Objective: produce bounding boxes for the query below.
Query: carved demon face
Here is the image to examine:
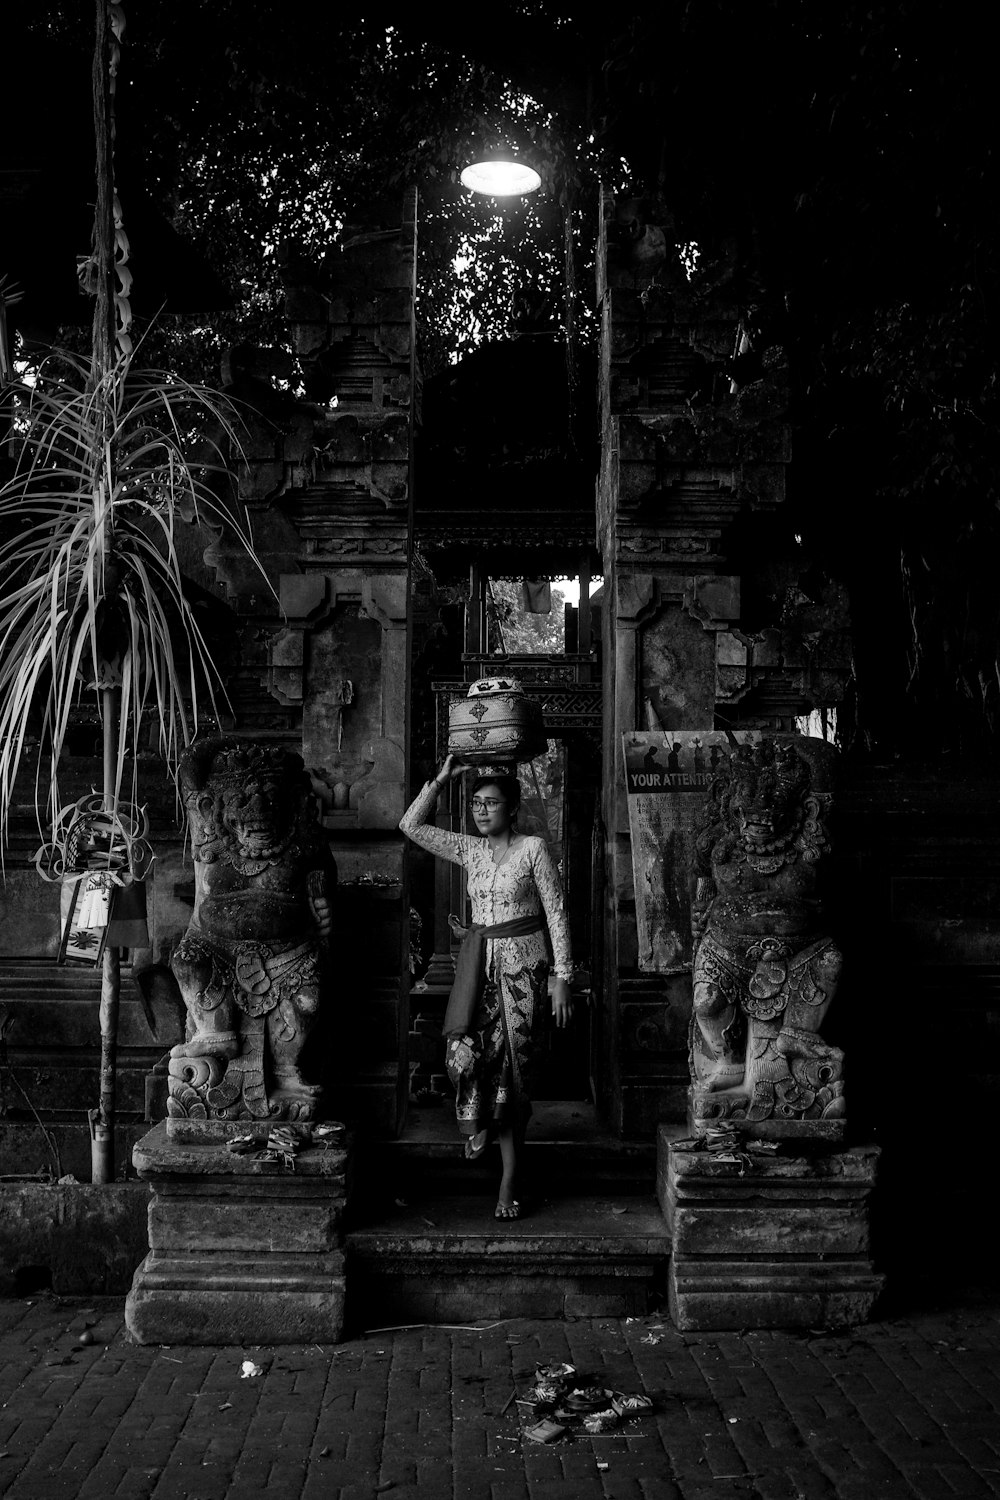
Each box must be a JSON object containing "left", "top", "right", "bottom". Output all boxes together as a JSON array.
[
  {"left": 181, "top": 738, "right": 314, "bottom": 866},
  {"left": 221, "top": 774, "right": 292, "bottom": 858},
  {"left": 728, "top": 753, "right": 808, "bottom": 849}
]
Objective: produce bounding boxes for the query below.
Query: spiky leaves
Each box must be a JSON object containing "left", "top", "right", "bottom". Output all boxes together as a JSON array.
[{"left": 0, "top": 346, "right": 266, "bottom": 848}]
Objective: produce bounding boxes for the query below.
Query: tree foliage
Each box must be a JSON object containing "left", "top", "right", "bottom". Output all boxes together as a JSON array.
[
  {"left": 12, "top": 1, "right": 1000, "bottom": 753},
  {"left": 597, "top": 2, "right": 1000, "bottom": 753},
  {"left": 487, "top": 579, "right": 567, "bottom": 656},
  {"left": 16, "top": 4, "right": 603, "bottom": 382}
]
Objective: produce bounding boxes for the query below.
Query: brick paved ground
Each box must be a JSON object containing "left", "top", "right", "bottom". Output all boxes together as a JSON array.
[{"left": 2, "top": 1289, "right": 999, "bottom": 1500}]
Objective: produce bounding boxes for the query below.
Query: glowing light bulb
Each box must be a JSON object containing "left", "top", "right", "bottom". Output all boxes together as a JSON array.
[{"left": 460, "top": 159, "right": 541, "bottom": 197}]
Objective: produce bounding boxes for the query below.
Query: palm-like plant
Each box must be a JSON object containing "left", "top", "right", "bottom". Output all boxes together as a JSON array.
[
  {"left": 0, "top": 344, "right": 265, "bottom": 1181},
  {"left": 0, "top": 347, "right": 255, "bottom": 841}
]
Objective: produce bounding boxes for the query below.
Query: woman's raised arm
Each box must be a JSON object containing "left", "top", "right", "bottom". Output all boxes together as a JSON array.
[{"left": 398, "top": 755, "right": 476, "bottom": 867}]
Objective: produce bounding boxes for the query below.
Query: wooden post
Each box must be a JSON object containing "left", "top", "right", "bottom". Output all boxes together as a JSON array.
[
  {"left": 468, "top": 561, "right": 483, "bottom": 656},
  {"left": 578, "top": 553, "right": 592, "bottom": 654}
]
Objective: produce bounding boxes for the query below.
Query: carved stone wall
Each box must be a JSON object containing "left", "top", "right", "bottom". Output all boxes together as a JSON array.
[
  {"left": 597, "top": 188, "right": 794, "bottom": 1135},
  {"left": 227, "top": 193, "right": 419, "bottom": 1136}
]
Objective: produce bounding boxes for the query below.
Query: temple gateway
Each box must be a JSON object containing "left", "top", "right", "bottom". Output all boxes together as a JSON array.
[{"left": 0, "top": 174, "right": 991, "bottom": 1338}]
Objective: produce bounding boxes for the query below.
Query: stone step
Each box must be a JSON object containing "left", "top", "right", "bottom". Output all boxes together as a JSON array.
[
  {"left": 0, "top": 963, "right": 178, "bottom": 1161},
  {"left": 359, "top": 1100, "right": 662, "bottom": 1203},
  {"left": 0, "top": 1120, "right": 153, "bottom": 1182},
  {"left": 344, "top": 1194, "right": 670, "bottom": 1329},
  {"left": 361, "top": 1142, "right": 659, "bottom": 1201}
]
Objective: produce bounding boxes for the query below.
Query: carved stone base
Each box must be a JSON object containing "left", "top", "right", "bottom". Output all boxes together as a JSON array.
[
  {"left": 125, "top": 1121, "right": 350, "bottom": 1345},
  {"left": 689, "top": 1085, "right": 846, "bottom": 1142},
  {"left": 658, "top": 1125, "right": 882, "bottom": 1331},
  {"left": 167, "top": 1049, "right": 322, "bottom": 1125},
  {"left": 163, "top": 1117, "right": 318, "bottom": 1144}
]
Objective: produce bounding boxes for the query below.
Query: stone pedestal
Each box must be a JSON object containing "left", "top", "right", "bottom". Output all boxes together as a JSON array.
[
  {"left": 658, "top": 1126, "right": 882, "bottom": 1331},
  {"left": 688, "top": 1101, "right": 847, "bottom": 1144},
  {"left": 125, "top": 1122, "right": 351, "bottom": 1345}
]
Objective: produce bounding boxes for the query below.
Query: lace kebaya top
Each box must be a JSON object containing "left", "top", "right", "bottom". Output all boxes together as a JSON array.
[{"left": 399, "top": 780, "right": 573, "bottom": 983}]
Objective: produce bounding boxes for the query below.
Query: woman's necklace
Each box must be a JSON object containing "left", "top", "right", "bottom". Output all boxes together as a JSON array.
[{"left": 490, "top": 834, "right": 516, "bottom": 869}]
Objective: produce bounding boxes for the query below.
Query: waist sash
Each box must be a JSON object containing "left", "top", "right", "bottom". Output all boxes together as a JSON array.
[{"left": 443, "top": 913, "right": 545, "bottom": 1037}]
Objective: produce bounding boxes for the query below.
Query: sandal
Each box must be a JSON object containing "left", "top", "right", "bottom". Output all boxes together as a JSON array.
[
  {"left": 464, "top": 1129, "right": 489, "bottom": 1161},
  {"left": 226, "top": 1134, "right": 260, "bottom": 1156},
  {"left": 495, "top": 1199, "right": 521, "bottom": 1220}
]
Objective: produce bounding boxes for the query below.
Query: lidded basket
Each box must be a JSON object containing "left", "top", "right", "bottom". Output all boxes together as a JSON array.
[{"left": 447, "top": 677, "right": 546, "bottom": 765}]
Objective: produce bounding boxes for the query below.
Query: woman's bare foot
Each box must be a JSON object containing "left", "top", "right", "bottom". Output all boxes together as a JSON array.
[
  {"left": 497, "top": 1164, "right": 519, "bottom": 1212},
  {"left": 496, "top": 1123, "right": 521, "bottom": 1215}
]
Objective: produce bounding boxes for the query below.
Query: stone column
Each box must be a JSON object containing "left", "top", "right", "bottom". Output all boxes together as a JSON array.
[
  {"left": 596, "top": 188, "right": 790, "bottom": 1135},
  {"left": 232, "top": 193, "right": 419, "bottom": 1136}
]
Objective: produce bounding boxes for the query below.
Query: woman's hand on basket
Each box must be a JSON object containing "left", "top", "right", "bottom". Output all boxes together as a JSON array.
[
  {"left": 551, "top": 978, "right": 573, "bottom": 1029},
  {"left": 435, "top": 753, "right": 472, "bottom": 786}
]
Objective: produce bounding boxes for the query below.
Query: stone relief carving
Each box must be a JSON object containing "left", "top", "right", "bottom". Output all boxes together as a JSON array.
[
  {"left": 688, "top": 736, "right": 845, "bottom": 1135},
  {"left": 167, "top": 737, "right": 335, "bottom": 1123},
  {"left": 417, "top": 522, "right": 595, "bottom": 553}
]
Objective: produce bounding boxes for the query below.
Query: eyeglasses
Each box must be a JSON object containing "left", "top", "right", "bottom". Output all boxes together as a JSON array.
[{"left": 470, "top": 798, "right": 506, "bottom": 812}]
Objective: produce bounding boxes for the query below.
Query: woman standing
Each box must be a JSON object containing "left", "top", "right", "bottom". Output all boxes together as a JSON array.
[{"left": 399, "top": 753, "right": 573, "bottom": 1219}]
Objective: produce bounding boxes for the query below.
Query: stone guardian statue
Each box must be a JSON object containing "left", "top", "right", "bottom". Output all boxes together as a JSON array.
[
  {"left": 688, "top": 736, "right": 845, "bottom": 1135},
  {"left": 167, "top": 736, "right": 335, "bottom": 1123}
]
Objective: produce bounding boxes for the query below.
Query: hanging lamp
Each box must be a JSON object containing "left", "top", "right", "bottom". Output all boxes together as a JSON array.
[{"left": 460, "top": 156, "right": 541, "bottom": 197}]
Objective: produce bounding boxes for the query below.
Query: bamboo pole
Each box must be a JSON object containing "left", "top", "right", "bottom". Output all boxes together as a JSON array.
[
  {"left": 91, "top": 684, "right": 120, "bottom": 1184},
  {"left": 89, "top": 0, "right": 120, "bottom": 1185},
  {"left": 93, "top": 949, "right": 119, "bottom": 1183},
  {"left": 90, "top": 0, "right": 116, "bottom": 388}
]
